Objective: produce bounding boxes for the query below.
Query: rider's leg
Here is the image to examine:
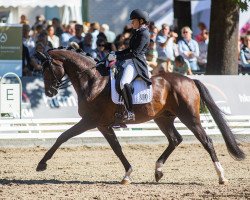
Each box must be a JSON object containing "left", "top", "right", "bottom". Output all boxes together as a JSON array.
[{"left": 120, "top": 61, "right": 138, "bottom": 120}]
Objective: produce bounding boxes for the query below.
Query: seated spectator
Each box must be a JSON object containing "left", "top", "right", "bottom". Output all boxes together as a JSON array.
[
  {"left": 69, "top": 24, "right": 84, "bottom": 44},
  {"left": 146, "top": 39, "right": 158, "bottom": 73},
  {"left": 197, "top": 29, "right": 209, "bottom": 72},
  {"left": 79, "top": 33, "right": 96, "bottom": 57},
  {"left": 47, "top": 25, "right": 60, "bottom": 48},
  {"left": 30, "top": 42, "right": 45, "bottom": 76},
  {"left": 89, "top": 22, "right": 100, "bottom": 50},
  {"left": 101, "top": 24, "right": 116, "bottom": 43},
  {"left": 22, "top": 24, "right": 35, "bottom": 56},
  {"left": 52, "top": 17, "right": 64, "bottom": 38},
  {"left": 178, "top": 26, "right": 200, "bottom": 72},
  {"left": 60, "top": 23, "right": 75, "bottom": 47},
  {"left": 30, "top": 32, "right": 52, "bottom": 56},
  {"left": 240, "top": 34, "right": 250, "bottom": 68},
  {"left": 93, "top": 38, "right": 108, "bottom": 61},
  {"left": 172, "top": 55, "right": 192, "bottom": 76}
]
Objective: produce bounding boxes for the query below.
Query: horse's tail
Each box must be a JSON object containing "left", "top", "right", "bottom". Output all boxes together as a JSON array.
[{"left": 193, "top": 79, "right": 245, "bottom": 160}]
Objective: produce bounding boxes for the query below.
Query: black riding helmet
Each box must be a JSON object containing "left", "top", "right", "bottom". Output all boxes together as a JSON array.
[{"left": 129, "top": 9, "right": 149, "bottom": 23}]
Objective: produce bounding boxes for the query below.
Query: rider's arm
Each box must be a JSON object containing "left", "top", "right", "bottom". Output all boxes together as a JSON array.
[{"left": 116, "top": 31, "right": 149, "bottom": 60}]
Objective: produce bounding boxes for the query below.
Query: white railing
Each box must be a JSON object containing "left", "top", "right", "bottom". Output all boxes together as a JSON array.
[{"left": 0, "top": 115, "right": 250, "bottom": 139}]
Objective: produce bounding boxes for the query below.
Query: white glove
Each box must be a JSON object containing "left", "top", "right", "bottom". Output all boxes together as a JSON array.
[{"left": 107, "top": 52, "right": 117, "bottom": 61}]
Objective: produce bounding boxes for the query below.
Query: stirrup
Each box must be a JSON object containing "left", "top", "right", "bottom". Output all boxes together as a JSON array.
[{"left": 124, "top": 111, "right": 135, "bottom": 121}]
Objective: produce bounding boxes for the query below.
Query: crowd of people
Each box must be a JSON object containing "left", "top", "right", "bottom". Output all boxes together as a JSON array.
[{"left": 20, "top": 14, "right": 250, "bottom": 77}]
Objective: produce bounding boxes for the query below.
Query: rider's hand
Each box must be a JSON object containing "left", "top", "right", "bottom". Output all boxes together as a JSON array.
[{"left": 108, "top": 52, "right": 117, "bottom": 61}]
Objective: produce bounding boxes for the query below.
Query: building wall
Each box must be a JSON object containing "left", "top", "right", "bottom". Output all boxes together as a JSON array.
[{"left": 88, "top": 0, "right": 169, "bottom": 34}]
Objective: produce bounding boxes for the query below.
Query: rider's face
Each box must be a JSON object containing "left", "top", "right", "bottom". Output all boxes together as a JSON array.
[{"left": 131, "top": 19, "right": 140, "bottom": 29}]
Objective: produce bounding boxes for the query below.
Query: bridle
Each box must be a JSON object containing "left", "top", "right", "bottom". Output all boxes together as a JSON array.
[
  {"left": 41, "top": 52, "right": 97, "bottom": 91},
  {"left": 41, "top": 54, "right": 67, "bottom": 91}
]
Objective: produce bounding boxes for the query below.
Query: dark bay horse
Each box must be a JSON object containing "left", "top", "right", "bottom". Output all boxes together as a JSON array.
[{"left": 36, "top": 49, "right": 245, "bottom": 185}]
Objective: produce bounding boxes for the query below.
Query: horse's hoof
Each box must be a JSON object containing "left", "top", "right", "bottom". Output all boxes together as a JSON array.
[
  {"left": 219, "top": 178, "right": 229, "bottom": 185},
  {"left": 155, "top": 171, "right": 163, "bottom": 182},
  {"left": 36, "top": 162, "right": 47, "bottom": 171},
  {"left": 121, "top": 179, "right": 131, "bottom": 185}
]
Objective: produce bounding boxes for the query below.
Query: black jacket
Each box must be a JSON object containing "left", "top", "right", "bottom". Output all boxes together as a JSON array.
[{"left": 115, "top": 26, "right": 152, "bottom": 85}]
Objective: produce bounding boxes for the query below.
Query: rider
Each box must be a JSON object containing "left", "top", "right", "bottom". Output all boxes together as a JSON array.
[{"left": 108, "top": 9, "right": 152, "bottom": 121}]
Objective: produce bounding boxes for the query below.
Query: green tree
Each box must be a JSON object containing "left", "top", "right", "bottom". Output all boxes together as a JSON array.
[{"left": 206, "top": 0, "right": 249, "bottom": 75}]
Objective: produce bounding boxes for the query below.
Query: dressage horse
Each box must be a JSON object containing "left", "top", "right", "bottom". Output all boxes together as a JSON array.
[{"left": 36, "top": 49, "right": 245, "bottom": 185}]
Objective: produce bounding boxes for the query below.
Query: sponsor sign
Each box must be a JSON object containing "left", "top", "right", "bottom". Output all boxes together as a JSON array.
[
  {"left": 0, "top": 24, "right": 22, "bottom": 76},
  {"left": 193, "top": 75, "right": 250, "bottom": 115}
]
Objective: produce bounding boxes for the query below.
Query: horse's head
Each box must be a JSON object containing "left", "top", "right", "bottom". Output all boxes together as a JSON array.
[{"left": 36, "top": 51, "right": 65, "bottom": 97}]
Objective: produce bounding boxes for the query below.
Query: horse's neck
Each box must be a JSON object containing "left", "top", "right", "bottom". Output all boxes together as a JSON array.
[{"left": 65, "top": 62, "right": 109, "bottom": 102}]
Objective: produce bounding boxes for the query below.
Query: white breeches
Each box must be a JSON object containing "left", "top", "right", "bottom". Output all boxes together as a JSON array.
[{"left": 120, "top": 59, "right": 138, "bottom": 90}]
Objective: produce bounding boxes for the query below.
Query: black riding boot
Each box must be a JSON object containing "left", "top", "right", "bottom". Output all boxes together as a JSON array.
[{"left": 121, "top": 84, "right": 135, "bottom": 121}]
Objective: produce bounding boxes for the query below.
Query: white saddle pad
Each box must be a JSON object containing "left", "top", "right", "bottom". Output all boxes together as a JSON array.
[{"left": 110, "top": 69, "right": 152, "bottom": 105}]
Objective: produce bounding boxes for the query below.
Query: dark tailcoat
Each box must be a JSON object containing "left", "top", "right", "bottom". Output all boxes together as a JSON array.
[{"left": 115, "top": 26, "right": 152, "bottom": 85}]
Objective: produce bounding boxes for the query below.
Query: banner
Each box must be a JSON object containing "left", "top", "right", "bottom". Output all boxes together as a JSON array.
[
  {"left": 0, "top": 24, "right": 22, "bottom": 76},
  {"left": 19, "top": 76, "right": 250, "bottom": 119}
]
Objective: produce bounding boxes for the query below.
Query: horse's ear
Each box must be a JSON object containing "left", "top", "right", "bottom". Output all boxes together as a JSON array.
[{"left": 35, "top": 51, "right": 47, "bottom": 62}]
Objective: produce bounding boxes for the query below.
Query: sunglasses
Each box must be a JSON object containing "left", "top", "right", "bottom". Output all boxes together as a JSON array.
[
  {"left": 182, "top": 31, "right": 188, "bottom": 34},
  {"left": 98, "top": 44, "right": 105, "bottom": 47}
]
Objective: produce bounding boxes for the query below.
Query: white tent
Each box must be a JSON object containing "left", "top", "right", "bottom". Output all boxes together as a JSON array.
[{"left": 0, "top": 0, "right": 82, "bottom": 25}]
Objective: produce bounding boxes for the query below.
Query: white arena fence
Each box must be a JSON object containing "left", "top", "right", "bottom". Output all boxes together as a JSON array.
[{"left": 0, "top": 115, "right": 250, "bottom": 139}]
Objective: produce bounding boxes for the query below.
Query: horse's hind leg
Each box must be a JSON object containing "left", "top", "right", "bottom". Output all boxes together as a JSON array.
[
  {"left": 36, "top": 118, "right": 96, "bottom": 171},
  {"left": 154, "top": 114, "right": 183, "bottom": 182},
  {"left": 179, "top": 115, "right": 228, "bottom": 184},
  {"left": 98, "top": 126, "right": 132, "bottom": 185}
]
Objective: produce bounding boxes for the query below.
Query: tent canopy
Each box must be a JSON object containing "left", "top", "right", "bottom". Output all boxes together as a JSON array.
[
  {"left": 0, "top": 0, "right": 81, "bottom": 7},
  {"left": 0, "top": 0, "right": 82, "bottom": 25}
]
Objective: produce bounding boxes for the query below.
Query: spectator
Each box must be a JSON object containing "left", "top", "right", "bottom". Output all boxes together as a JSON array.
[
  {"left": 60, "top": 23, "right": 75, "bottom": 47},
  {"left": 93, "top": 38, "right": 108, "bottom": 61},
  {"left": 89, "top": 22, "right": 100, "bottom": 50},
  {"left": 240, "top": 34, "right": 250, "bottom": 68},
  {"left": 178, "top": 26, "right": 200, "bottom": 72},
  {"left": 22, "top": 44, "right": 32, "bottom": 76},
  {"left": 195, "top": 22, "right": 207, "bottom": 42},
  {"left": 101, "top": 24, "right": 116, "bottom": 43},
  {"left": 172, "top": 55, "right": 192, "bottom": 75},
  {"left": 33, "top": 32, "right": 52, "bottom": 54},
  {"left": 157, "top": 23, "right": 170, "bottom": 38},
  {"left": 33, "top": 24, "right": 45, "bottom": 41},
  {"left": 149, "top": 25, "right": 158, "bottom": 42},
  {"left": 20, "top": 14, "right": 29, "bottom": 25},
  {"left": 32, "top": 15, "right": 46, "bottom": 31},
  {"left": 22, "top": 24, "right": 35, "bottom": 56},
  {"left": 52, "top": 18, "right": 64, "bottom": 38},
  {"left": 47, "top": 25, "right": 60, "bottom": 48},
  {"left": 79, "top": 33, "right": 96, "bottom": 57},
  {"left": 156, "top": 30, "right": 177, "bottom": 73},
  {"left": 69, "top": 24, "right": 84, "bottom": 44},
  {"left": 197, "top": 29, "right": 209, "bottom": 72},
  {"left": 30, "top": 42, "right": 45, "bottom": 76},
  {"left": 146, "top": 39, "right": 158, "bottom": 74}
]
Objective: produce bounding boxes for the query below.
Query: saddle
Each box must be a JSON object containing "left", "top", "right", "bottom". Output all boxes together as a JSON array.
[{"left": 110, "top": 62, "right": 152, "bottom": 105}]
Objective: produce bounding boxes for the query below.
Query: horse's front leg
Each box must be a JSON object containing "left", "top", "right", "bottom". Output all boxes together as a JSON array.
[
  {"left": 36, "top": 118, "right": 96, "bottom": 171},
  {"left": 98, "top": 126, "right": 132, "bottom": 185}
]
